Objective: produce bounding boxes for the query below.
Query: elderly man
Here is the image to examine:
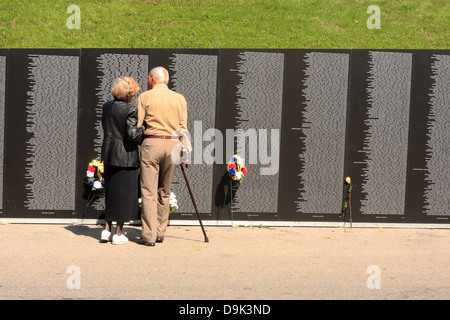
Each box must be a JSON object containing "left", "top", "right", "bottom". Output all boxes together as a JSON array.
[{"left": 136, "top": 67, "right": 190, "bottom": 246}]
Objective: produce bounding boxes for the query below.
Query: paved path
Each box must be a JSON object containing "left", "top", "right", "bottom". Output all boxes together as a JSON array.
[{"left": 1, "top": 223, "right": 449, "bottom": 300}]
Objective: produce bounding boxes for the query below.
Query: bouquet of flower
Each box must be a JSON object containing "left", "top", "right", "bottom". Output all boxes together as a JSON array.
[
  {"left": 139, "top": 194, "right": 178, "bottom": 213},
  {"left": 169, "top": 192, "right": 178, "bottom": 214},
  {"left": 227, "top": 154, "right": 248, "bottom": 182},
  {"left": 85, "top": 159, "right": 105, "bottom": 192},
  {"left": 342, "top": 176, "right": 353, "bottom": 213}
]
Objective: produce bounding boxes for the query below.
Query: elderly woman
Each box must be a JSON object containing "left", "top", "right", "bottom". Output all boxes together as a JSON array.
[{"left": 100, "top": 77, "right": 145, "bottom": 245}]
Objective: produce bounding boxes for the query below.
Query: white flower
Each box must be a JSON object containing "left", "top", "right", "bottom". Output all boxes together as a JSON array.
[
  {"left": 93, "top": 181, "right": 102, "bottom": 189},
  {"left": 170, "top": 192, "right": 176, "bottom": 202},
  {"left": 169, "top": 192, "right": 178, "bottom": 213},
  {"left": 86, "top": 171, "right": 94, "bottom": 178},
  {"left": 235, "top": 171, "right": 242, "bottom": 181}
]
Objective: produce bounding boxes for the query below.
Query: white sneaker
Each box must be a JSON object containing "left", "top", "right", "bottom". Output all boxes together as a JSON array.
[
  {"left": 100, "top": 230, "right": 111, "bottom": 243},
  {"left": 112, "top": 234, "right": 128, "bottom": 245}
]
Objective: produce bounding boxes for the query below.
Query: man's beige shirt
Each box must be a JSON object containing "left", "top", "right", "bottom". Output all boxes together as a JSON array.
[{"left": 136, "top": 83, "right": 191, "bottom": 152}]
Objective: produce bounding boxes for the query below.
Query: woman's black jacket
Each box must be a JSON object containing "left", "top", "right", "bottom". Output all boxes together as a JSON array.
[{"left": 101, "top": 99, "right": 145, "bottom": 168}]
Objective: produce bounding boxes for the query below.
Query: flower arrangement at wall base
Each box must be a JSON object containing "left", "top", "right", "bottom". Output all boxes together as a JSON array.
[
  {"left": 227, "top": 154, "right": 248, "bottom": 182},
  {"left": 84, "top": 159, "right": 105, "bottom": 193},
  {"left": 82, "top": 159, "right": 105, "bottom": 219},
  {"left": 342, "top": 176, "right": 353, "bottom": 228},
  {"left": 138, "top": 193, "right": 178, "bottom": 214},
  {"left": 169, "top": 192, "right": 178, "bottom": 214},
  {"left": 225, "top": 154, "right": 248, "bottom": 226}
]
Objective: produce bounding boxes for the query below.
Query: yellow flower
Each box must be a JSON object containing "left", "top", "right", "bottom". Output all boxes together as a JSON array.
[
  {"left": 90, "top": 159, "right": 104, "bottom": 174},
  {"left": 345, "top": 177, "right": 351, "bottom": 184}
]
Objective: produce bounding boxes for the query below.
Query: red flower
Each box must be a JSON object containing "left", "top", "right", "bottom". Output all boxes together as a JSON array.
[
  {"left": 228, "top": 162, "right": 236, "bottom": 169},
  {"left": 241, "top": 167, "right": 247, "bottom": 175},
  {"left": 88, "top": 166, "right": 96, "bottom": 172}
]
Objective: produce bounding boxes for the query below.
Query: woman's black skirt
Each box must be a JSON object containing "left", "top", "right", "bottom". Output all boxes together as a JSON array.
[{"left": 104, "top": 164, "right": 139, "bottom": 222}]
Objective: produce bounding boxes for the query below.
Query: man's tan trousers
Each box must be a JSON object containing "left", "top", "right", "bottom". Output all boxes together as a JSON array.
[{"left": 140, "top": 138, "right": 179, "bottom": 243}]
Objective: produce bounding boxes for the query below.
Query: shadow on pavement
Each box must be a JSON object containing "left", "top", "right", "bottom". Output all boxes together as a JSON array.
[
  {"left": 64, "top": 224, "right": 208, "bottom": 244},
  {"left": 64, "top": 224, "right": 142, "bottom": 244}
]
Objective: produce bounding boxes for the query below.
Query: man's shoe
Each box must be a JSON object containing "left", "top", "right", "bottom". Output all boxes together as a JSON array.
[
  {"left": 138, "top": 237, "right": 156, "bottom": 246},
  {"left": 156, "top": 237, "right": 164, "bottom": 243},
  {"left": 112, "top": 234, "right": 129, "bottom": 245},
  {"left": 139, "top": 240, "right": 155, "bottom": 247},
  {"left": 100, "top": 230, "right": 111, "bottom": 243}
]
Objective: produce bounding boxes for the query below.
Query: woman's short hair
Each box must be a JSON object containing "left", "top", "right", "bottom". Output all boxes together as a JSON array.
[{"left": 111, "top": 77, "right": 140, "bottom": 102}]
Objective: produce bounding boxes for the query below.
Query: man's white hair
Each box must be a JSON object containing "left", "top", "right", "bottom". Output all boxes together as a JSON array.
[{"left": 149, "top": 66, "right": 169, "bottom": 84}]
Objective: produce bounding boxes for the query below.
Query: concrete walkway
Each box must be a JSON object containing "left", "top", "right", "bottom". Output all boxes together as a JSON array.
[{"left": 1, "top": 223, "right": 449, "bottom": 300}]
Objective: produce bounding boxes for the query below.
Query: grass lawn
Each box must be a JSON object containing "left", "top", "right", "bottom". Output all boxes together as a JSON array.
[{"left": 0, "top": 0, "right": 448, "bottom": 48}]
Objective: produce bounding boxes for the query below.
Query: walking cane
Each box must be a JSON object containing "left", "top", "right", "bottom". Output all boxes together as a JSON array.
[{"left": 179, "top": 164, "right": 209, "bottom": 243}]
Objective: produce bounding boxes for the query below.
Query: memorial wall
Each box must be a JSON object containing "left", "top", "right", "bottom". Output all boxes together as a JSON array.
[{"left": 0, "top": 49, "right": 449, "bottom": 225}]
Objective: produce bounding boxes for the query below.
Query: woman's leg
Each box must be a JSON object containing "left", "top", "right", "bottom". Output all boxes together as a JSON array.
[
  {"left": 115, "top": 222, "right": 124, "bottom": 235},
  {"left": 104, "top": 220, "right": 112, "bottom": 232},
  {"left": 111, "top": 221, "right": 128, "bottom": 245},
  {"left": 101, "top": 221, "right": 113, "bottom": 243}
]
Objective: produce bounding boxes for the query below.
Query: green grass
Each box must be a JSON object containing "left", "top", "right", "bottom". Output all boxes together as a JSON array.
[{"left": 0, "top": 0, "right": 448, "bottom": 48}]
